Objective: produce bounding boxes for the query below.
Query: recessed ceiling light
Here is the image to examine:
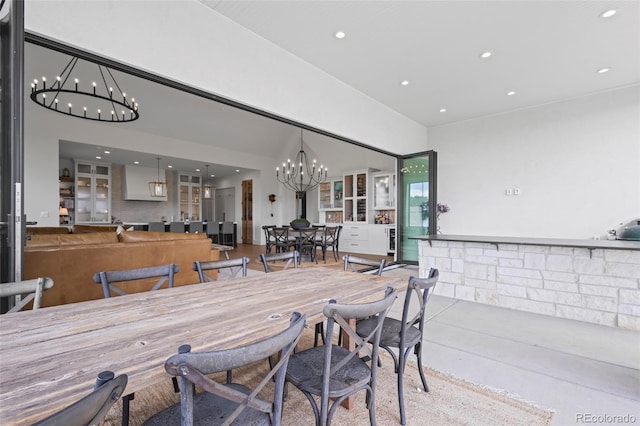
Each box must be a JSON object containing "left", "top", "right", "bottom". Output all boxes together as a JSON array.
[
  {"left": 211, "top": 174, "right": 215, "bottom": 178},
  {"left": 195, "top": 168, "right": 200, "bottom": 172},
  {"left": 400, "top": 80, "right": 409, "bottom": 86},
  {"left": 597, "top": 68, "right": 610, "bottom": 74},
  {"left": 104, "top": 150, "right": 110, "bottom": 154},
  {"left": 507, "top": 91, "right": 516, "bottom": 96},
  {"left": 168, "top": 165, "right": 173, "bottom": 168},
  {"left": 600, "top": 9, "right": 616, "bottom": 18},
  {"left": 335, "top": 31, "right": 345, "bottom": 39},
  {"left": 134, "top": 161, "right": 139, "bottom": 165},
  {"left": 95, "top": 156, "right": 102, "bottom": 159},
  {"left": 235, "top": 169, "right": 240, "bottom": 173},
  {"left": 439, "top": 108, "right": 447, "bottom": 113},
  {"left": 480, "top": 51, "right": 492, "bottom": 59}
]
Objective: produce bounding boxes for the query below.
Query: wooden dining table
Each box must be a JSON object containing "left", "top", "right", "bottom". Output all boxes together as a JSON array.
[{"left": 0, "top": 267, "right": 404, "bottom": 424}]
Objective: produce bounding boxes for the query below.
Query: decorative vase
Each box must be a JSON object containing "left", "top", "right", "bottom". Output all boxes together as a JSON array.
[{"left": 290, "top": 219, "right": 310, "bottom": 230}]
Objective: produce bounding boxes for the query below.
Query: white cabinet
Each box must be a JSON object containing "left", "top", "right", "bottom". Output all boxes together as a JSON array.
[
  {"left": 372, "top": 172, "right": 396, "bottom": 210},
  {"left": 179, "top": 173, "right": 202, "bottom": 221},
  {"left": 74, "top": 161, "right": 111, "bottom": 223},
  {"left": 340, "top": 224, "right": 395, "bottom": 256},
  {"left": 343, "top": 169, "right": 373, "bottom": 223}
]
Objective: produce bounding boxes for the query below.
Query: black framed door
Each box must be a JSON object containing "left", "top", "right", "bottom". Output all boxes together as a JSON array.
[
  {"left": 397, "top": 151, "right": 437, "bottom": 264},
  {"left": 1, "top": 0, "right": 26, "bottom": 312}
]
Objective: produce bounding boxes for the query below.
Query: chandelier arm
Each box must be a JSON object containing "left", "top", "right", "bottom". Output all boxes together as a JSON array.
[
  {"left": 45, "top": 57, "right": 77, "bottom": 109},
  {"left": 98, "top": 65, "right": 122, "bottom": 121}
]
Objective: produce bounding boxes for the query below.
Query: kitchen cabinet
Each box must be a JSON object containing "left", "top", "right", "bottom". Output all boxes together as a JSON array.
[
  {"left": 340, "top": 224, "right": 395, "bottom": 256},
  {"left": 372, "top": 172, "right": 396, "bottom": 210},
  {"left": 343, "top": 169, "right": 374, "bottom": 223},
  {"left": 74, "top": 161, "right": 111, "bottom": 223},
  {"left": 318, "top": 178, "right": 343, "bottom": 210},
  {"left": 179, "top": 173, "right": 202, "bottom": 221}
]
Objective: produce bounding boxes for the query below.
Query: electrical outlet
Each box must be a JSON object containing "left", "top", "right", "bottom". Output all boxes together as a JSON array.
[
  {"left": 40, "top": 211, "right": 49, "bottom": 218},
  {"left": 505, "top": 189, "right": 513, "bottom": 196},
  {"left": 514, "top": 188, "right": 521, "bottom": 195}
]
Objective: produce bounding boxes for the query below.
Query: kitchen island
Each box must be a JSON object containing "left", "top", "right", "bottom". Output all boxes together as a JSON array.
[{"left": 412, "top": 234, "right": 639, "bottom": 330}]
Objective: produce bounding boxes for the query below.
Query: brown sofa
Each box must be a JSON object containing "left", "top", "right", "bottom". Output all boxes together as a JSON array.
[{"left": 24, "top": 231, "right": 219, "bottom": 307}]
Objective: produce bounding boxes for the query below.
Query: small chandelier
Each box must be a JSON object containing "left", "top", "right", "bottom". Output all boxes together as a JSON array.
[
  {"left": 276, "top": 129, "right": 328, "bottom": 193},
  {"left": 30, "top": 56, "right": 140, "bottom": 123},
  {"left": 149, "top": 158, "right": 167, "bottom": 197},
  {"left": 203, "top": 165, "right": 212, "bottom": 199}
]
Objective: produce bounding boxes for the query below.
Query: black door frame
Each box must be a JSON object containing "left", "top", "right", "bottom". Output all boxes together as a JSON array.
[{"left": 1, "top": 0, "right": 25, "bottom": 312}]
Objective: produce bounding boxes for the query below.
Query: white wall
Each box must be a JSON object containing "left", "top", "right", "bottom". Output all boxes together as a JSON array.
[
  {"left": 430, "top": 85, "right": 640, "bottom": 239},
  {"left": 25, "top": 0, "right": 427, "bottom": 155}
]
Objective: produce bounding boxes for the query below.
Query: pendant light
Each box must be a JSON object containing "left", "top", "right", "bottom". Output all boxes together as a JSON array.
[
  {"left": 203, "top": 165, "right": 212, "bottom": 199},
  {"left": 149, "top": 157, "right": 167, "bottom": 197}
]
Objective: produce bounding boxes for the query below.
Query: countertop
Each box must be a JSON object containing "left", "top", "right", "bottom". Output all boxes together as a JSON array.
[{"left": 411, "top": 234, "right": 639, "bottom": 251}]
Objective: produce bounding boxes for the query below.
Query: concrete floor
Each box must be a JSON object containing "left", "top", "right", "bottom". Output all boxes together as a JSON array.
[{"left": 385, "top": 266, "right": 640, "bottom": 425}]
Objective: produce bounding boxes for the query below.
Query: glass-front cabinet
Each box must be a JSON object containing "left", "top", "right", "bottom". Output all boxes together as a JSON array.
[
  {"left": 343, "top": 170, "right": 371, "bottom": 223},
  {"left": 373, "top": 172, "right": 395, "bottom": 209},
  {"left": 179, "top": 173, "right": 201, "bottom": 221},
  {"left": 318, "top": 178, "right": 343, "bottom": 210},
  {"left": 74, "top": 161, "right": 111, "bottom": 223}
]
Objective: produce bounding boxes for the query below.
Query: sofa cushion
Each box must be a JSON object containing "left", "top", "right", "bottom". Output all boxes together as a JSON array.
[
  {"left": 27, "top": 226, "right": 71, "bottom": 235},
  {"left": 27, "top": 234, "right": 62, "bottom": 247},
  {"left": 119, "top": 231, "right": 207, "bottom": 243},
  {"left": 72, "top": 224, "right": 120, "bottom": 233},
  {"left": 59, "top": 232, "right": 119, "bottom": 245}
]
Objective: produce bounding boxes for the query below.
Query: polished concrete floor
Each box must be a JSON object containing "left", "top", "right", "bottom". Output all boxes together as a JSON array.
[{"left": 236, "top": 244, "right": 640, "bottom": 425}]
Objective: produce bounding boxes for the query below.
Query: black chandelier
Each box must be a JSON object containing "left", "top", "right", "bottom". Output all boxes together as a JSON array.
[
  {"left": 30, "top": 56, "right": 140, "bottom": 123},
  {"left": 276, "top": 129, "right": 328, "bottom": 193}
]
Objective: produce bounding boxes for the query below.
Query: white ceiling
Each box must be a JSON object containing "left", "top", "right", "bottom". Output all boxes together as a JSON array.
[
  {"left": 206, "top": 0, "right": 639, "bottom": 128},
  {"left": 29, "top": 1, "right": 640, "bottom": 177}
]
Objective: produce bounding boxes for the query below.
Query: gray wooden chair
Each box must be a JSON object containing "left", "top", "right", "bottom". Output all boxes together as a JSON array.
[
  {"left": 258, "top": 250, "right": 299, "bottom": 273},
  {"left": 285, "top": 287, "right": 397, "bottom": 426},
  {"left": 219, "top": 221, "right": 235, "bottom": 247},
  {"left": 143, "top": 312, "right": 306, "bottom": 426},
  {"left": 315, "top": 225, "right": 341, "bottom": 263},
  {"left": 357, "top": 269, "right": 439, "bottom": 425},
  {"left": 296, "top": 228, "right": 318, "bottom": 263},
  {"left": 169, "top": 221, "right": 185, "bottom": 233},
  {"left": 92, "top": 264, "right": 179, "bottom": 298},
  {"left": 188, "top": 221, "right": 203, "bottom": 234},
  {"left": 0, "top": 277, "right": 54, "bottom": 313},
  {"left": 192, "top": 257, "right": 250, "bottom": 282},
  {"left": 343, "top": 254, "right": 387, "bottom": 275},
  {"left": 148, "top": 222, "right": 165, "bottom": 232},
  {"left": 33, "top": 371, "right": 127, "bottom": 426},
  {"left": 262, "top": 225, "right": 277, "bottom": 254}
]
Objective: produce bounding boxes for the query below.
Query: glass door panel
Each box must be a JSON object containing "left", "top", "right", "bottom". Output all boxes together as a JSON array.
[
  {"left": 333, "top": 180, "right": 343, "bottom": 208},
  {"left": 398, "top": 152, "right": 437, "bottom": 264},
  {"left": 75, "top": 175, "right": 92, "bottom": 222},
  {"left": 319, "top": 182, "right": 332, "bottom": 209},
  {"left": 94, "top": 177, "right": 110, "bottom": 222}
]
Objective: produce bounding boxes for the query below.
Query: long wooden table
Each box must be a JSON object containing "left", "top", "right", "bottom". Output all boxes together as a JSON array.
[{"left": 0, "top": 267, "right": 404, "bottom": 424}]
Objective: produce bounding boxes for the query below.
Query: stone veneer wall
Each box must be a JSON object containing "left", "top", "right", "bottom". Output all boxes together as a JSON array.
[{"left": 418, "top": 240, "right": 640, "bottom": 330}]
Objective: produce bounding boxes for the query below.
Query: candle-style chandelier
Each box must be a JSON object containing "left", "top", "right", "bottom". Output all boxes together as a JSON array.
[
  {"left": 29, "top": 56, "right": 140, "bottom": 123},
  {"left": 276, "top": 129, "right": 328, "bottom": 193}
]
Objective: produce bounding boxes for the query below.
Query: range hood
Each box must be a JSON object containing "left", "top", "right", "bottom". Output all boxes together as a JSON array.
[{"left": 123, "top": 165, "right": 168, "bottom": 201}]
